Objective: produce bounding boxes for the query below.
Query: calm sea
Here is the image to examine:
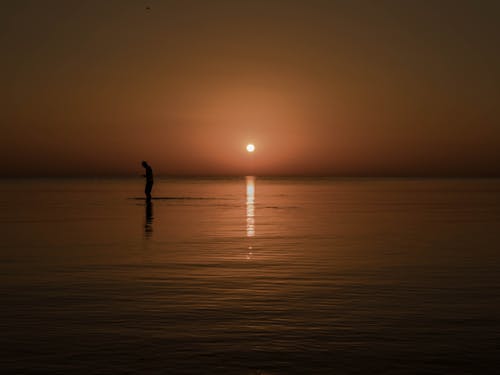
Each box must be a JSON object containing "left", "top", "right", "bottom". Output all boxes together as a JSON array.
[{"left": 1, "top": 177, "right": 499, "bottom": 374}]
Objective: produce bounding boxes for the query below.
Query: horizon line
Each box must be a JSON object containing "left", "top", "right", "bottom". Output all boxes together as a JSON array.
[{"left": 1, "top": 174, "right": 500, "bottom": 180}]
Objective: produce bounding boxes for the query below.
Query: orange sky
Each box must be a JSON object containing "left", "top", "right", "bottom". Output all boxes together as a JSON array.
[{"left": 1, "top": 0, "right": 499, "bottom": 176}]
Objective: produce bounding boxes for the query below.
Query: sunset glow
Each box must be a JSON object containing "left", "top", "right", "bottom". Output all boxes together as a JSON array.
[
  {"left": 2, "top": 2, "right": 500, "bottom": 374},
  {"left": 1, "top": 1, "right": 499, "bottom": 177}
]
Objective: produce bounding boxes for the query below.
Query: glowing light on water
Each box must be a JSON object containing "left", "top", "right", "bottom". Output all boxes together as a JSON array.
[{"left": 246, "top": 176, "right": 255, "bottom": 237}]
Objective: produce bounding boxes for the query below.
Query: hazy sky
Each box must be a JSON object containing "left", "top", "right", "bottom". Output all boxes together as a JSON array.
[{"left": 1, "top": 0, "right": 499, "bottom": 176}]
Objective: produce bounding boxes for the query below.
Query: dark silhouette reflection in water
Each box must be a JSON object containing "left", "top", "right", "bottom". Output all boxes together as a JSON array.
[
  {"left": 144, "top": 201, "right": 153, "bottom": 238},
  {"left": 246, "top": 176, "right": 255, "bottom": 259}
]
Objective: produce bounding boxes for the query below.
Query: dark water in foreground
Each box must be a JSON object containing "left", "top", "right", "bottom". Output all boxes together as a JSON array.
[{"left": 1, "top": 177, "right": 499, "bottom": 374}]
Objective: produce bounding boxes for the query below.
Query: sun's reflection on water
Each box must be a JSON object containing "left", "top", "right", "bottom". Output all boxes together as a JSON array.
[
  {"left": 246, "top": 176, "right": 256, "bottom": 260},
  {"left": 246, "top": 176, "right": 255, "bottom": 238}
]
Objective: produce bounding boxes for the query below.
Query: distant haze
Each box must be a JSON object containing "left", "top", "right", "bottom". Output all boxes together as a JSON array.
[{"left": 1, "top": 0, "right": 499, "bottom": 177}]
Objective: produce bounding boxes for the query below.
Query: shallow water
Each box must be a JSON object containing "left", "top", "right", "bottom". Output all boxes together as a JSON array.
[{"left": 1, "top": 177, "right": 500, "bottom": 374}]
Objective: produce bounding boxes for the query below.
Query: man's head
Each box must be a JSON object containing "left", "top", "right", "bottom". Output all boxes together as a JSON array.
[{"left": 141, "top": 161, "right": 148, "bottom": 168}]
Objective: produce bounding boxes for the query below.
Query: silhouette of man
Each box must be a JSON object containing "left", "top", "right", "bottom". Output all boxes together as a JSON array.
[{"left": 142, "top": 161, "right": 153, "bottom": 201}]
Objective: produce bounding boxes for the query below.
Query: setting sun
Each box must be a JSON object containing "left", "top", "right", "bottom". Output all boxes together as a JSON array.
[{"left": 246, "top": 144, "right": 255, "bottom": 153}]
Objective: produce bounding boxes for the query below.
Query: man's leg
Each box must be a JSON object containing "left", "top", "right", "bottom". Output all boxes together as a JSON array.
[{"left": 145, "top": 182, "right": 153, "bottom": 200}]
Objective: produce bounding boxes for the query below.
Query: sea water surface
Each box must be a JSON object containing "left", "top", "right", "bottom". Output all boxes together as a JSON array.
[{"left": 1, "top": 177, "right": 499, "bottom": 374}]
